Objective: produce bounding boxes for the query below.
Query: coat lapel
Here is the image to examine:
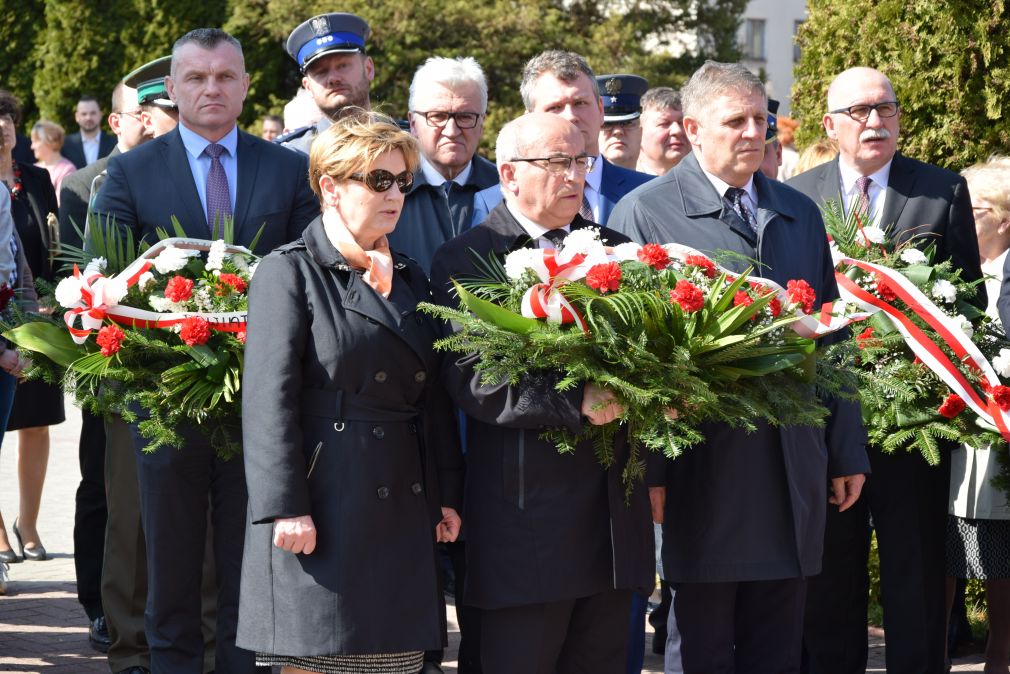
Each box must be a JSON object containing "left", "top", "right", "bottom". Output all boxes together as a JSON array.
[
  {"left": 162, "top": 130, "right": 208, "bottom": 237},
  {"left": 880, "top": 154, "right": 913, "bottom": 235},
  {"left": 678, "top": 154, "right": 757, "bottom": 246},
  {"left": 232, "top": 131, "right": 260, "bottom": 241},
  {"left": 598, "top": 160, "right": 622, "bottom": 224}
]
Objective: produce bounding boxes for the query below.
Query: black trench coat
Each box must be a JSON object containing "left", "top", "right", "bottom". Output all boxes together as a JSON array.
[{"left": 236, "top": 216, "right": 463, "bottom": 656}]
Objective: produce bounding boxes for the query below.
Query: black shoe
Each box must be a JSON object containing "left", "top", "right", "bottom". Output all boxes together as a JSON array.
[
  {"left": 12, "top": 518, "right": 46, "bottom": 561},
  {"left": 0, "top": 548, "right": 18, "bottom": 564},
  {"left": 89, "top": 615, "right": 111, "bottom": 653}
]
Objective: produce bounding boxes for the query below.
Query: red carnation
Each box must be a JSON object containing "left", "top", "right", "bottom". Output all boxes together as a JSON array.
[
  {"left": 733, "top": 290, "right": 753, "bottom": 307},
  {"left": 179, "top": 316, "right": 211, "bottom": 347},
  {"left": 685, "top": 254, "right": 717, "bottom": 278},
  {"left": 585, "top": 262, "right": 622, "bottom": 294},
  {"left": 768, "top": 297, "right": 782, "bottom": 317},
  {"left": 0, "top": 283, "right": 14, "bottom": 311},
  {"left": 637, "top": 243, "right": 670, "bottom": 270},
  {"left": 164, "top": 276, "right": 193, "bottom": 303},
  {"left": 670, "top": 280, "right": 705, "bottom": 313},
  {"left": 96, "top": 324, "right": 126, "bottom": 357},
  {"left": 236, "top": 331, "right": 247, "bottom": 344},
  {"left": 938, "top": 393, "right": 966, "bottom": 419},
  {"left": 786, "top": 279, "right": 816, "bottom": 314},
  {"left": 856, "top": 327, "right": 875, "bottom": 349},
  {"left": 875, "top": 272, "right": 897, "bottom": 302},
  {"left": 992, "top": 385, "right": 1010, "bottom": 412},
  {"left": 216, "top": 273, "right": 248, "bottom": 295}
]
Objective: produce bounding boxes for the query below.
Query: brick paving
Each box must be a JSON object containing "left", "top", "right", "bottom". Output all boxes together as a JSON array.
[{"left": 0, "top": 398, "right": 986, "bottom": 672}]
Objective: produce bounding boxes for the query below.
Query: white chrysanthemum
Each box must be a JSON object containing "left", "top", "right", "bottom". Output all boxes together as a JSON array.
[
  {"left": 153, "top": 246, "right": 199, "bottom": 274},
  {"left": 136, "top": 271, "right": 156, "bottom": 292},
  {"left": 855, "top": 226, "right": 886, "bottom": 245},
  {"left": 148, "top": 295, "right": 188, "bottom": 313},
  {"left": 231, "top": 254, "right": 249, "bottom": 272},
  {"left": 612, "top": 242, "right": 642, "bottom": 261},
  {"left": 559, "top": 227, "right": 602, "bottom": 256},
  {"left": 993, "top": 348, "right": 1010, "bottom": 378},
  {"left": 899, "top": 248, "right": 928, "bottom": 265},
  {"left": 55, "top": 276, "right": 82, "bottom": 308},
  {"left": 206, "top": 240, "right": 228, "bottom": 272},
  {"left": 83, "top": 257, "right": 107, "bottom": 276},
  {"left": 955, "top": 314, "right": 974, "bottom": 339},
  {"left": 503, "top": 248, "right": 541, "bottom": 280},
  {"left": 931, "top": 279, "right": 957, "bottom": 304},
  {"left": 193, "top": 287, "right": 215, "bottom": 312}
]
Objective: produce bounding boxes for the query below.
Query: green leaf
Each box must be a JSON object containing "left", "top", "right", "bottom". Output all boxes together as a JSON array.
[
  {"left": 4, "top": 322, "right": 83, "bottom": 367},
  {"left": 453, "top": 280, "right": 542, "bottom": 334}
]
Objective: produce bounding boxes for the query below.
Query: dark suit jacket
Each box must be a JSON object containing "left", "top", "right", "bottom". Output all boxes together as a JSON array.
[
  {"left": 788, "top": 154, "right": 984, "bottom": 305},
  {"left": 63, "top": 130, "right": 116, "bottom": 169},
  {"left": 608, "top": 152, "right": 869, "bottom": 583},
  {"left": 470, "top": 158, "right": 653, "bottom": 227},
  {"left": 58, "top": 147, "right": 119, "bottom": 250},
  {"left": 429, "top": 203, "right": 654, "bottom": 609},
  {"left": 92, "top": 127, "right": 319, "bottom": 253}
]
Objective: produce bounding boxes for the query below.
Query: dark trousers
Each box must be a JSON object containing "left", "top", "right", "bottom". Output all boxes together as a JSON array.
[
  {"left": 802, "top": 446, "right": 949, "bottom": 674},
  {"left": 74, "top": 410, "right": 107, "bottom": 621},
  {"left": 132, "top": 424, "right": 258, "bottom": 674},
  {"left": 671, "top": 578, "right": 806, "bottom": 674},
  {"left": 480, "top": 589, "right": 632, "bottom": 674}
]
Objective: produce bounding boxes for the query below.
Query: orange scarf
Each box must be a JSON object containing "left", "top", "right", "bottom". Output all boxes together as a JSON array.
[{"left": 322, "top": 212, "right": 393, "bottom": 298}]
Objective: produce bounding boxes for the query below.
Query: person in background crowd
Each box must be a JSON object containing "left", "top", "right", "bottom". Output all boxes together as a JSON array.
[
  {"left": 278, "top": 12, "right": 374, "bottom": 154},
  {"left": 635, "top": 87, "right": 690, "bottom": 176},
  {"left": 63, "top": 95, "right": 116, "bottom": 169},
  {"left": 597, "top": 74, "right": 648, "bottom": 171},
  {"left": 794, "top": 137, "right": 838, "bottom": 176},
  {"left": 946, "top": 155, "right": 1010, "bottom": 674},
  {"left": 260, "top": 115, "right": 283, "bottom": 142},
  {"left": 31, "top": 119, "right": 77, "bottom": 201},
  {"left": 129, "top": 57, "right": 179, "bottom": 139},
  {"left": 759, "top": 98, "right": 783, "bottom": 180},
  {"left": 777, "top": 116, "right": 800, "bottom": 180}
]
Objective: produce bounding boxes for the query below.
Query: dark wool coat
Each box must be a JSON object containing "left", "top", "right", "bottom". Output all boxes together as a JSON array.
[
  {"left": 429, "top": 203, "right": 655, "bottom": 610},
  {"left": 608, "top": 152, "right": 870, "bottom": 583},
  {"left": 237, "top": 217, "right": 463, "bottom": 656}
]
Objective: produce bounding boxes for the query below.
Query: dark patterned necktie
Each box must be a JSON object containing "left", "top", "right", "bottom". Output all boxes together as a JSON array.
[
  {"left": 855, "top": 175, "right": 872, "bottom": 216},
  {"left": 726, "top": 187, "right": 758, "bottom": 234},
  {"left": 579, "top": 192, "right": 594, "bottom": 221},
  {"left": 204, "top": 143, "right": 232, "bottom": 235},
  {"left": 542, "top": 228, "right": 568, "bottom": 249}
]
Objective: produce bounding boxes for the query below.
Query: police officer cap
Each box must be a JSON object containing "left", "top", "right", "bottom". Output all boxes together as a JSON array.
[
  {"left": 124, "top": 56, "right": 175, "bottom": 109},
  {"left": 766, "top": 97, "right": 780, "bottom": 142},
  {"left": 286, "top": 13, "right": 370, "bottom": 72},
  {"left": 596, "top": 74, "right": 649, "bottom": 123}
]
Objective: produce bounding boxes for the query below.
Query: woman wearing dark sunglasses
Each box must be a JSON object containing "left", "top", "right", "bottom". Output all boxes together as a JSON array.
[{"left": 237, "top": 111, "right": 463, "bottom": 674}]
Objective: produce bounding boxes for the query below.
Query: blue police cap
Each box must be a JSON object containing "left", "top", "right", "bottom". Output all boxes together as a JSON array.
[
  {"left": 766, "top": 98, "right": 780, "bottom": 142},
  {"left": 596, "top": 74, "right": 649, "bottom": 123},
  {"left": 286, "top": 13, "right": 370, "bottom": 71}
]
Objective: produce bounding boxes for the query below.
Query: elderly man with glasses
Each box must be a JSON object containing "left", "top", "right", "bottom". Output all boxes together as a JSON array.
[
  {"left": 429, "top": 112, "right": 653, "bottom": 674},
  {"left": 789, "top": 66, "right": 985, "bottom": 674}
]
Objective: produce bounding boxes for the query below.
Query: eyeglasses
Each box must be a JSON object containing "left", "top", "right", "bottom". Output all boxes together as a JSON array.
[
  {"left": 829, "top": 101, "right": 899, "bottom": 122},
  {"left": 348, "top": 169, "right": 414, "bottom": 193},
  {"left": 413, "top": 110, "right": 482, "bottom": 129},
  {"left": 510, "top": 154, "right": 596, "bottom": 175},
  {"left": 118, "top": 109, "right": 144, "bottom": 121}
]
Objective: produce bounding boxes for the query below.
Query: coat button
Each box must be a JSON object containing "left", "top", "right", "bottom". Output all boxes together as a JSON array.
[
  {"left": 411, "top": 482, "right": 423, "bottom": 495},
  {"left": 377, "top": 486, "right": 390, "bottom": 499},
  {"left": 372, "top": 426, "right": 385, "bottom": 439},
  {"left": 374, "top": 371, "right": 387, "bottom": 383},
  {"left": 414, "top": 371, "right": 427, "bottom": 383}
]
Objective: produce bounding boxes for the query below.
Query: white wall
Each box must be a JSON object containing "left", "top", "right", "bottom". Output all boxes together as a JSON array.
[{"left": 737, "top": 0, "right": 808, "bottom": 116}]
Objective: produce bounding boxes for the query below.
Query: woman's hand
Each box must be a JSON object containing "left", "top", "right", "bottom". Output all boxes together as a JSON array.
[
  {"left": 272, "top": 515, "right": 317, "bottom": 555},
  {"left": 436, "top": 507, "right": 461, "bottom": 543},
  {"left": 582, "top": 383, "right": 624, "bottom": 425}
]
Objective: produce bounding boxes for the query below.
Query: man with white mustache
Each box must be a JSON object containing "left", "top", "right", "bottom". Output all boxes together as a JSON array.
[{"left": 789, "top": 66, "right": 984, "bottom": 674}]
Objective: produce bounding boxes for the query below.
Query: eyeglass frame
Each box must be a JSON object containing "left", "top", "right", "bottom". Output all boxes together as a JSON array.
[
  {"left": 509, "top": 154, "right": 596, "bottom": 175},
  {"left": 116, "top": 109, "right": 145, "bottom": 122},
  {"left": 828, "top": 101, "right": 900, "bottom": 122},
  {"left": 412, "top": 110, "right": 483, "bottom": 129},
  {"left": 347, "top": 168, "right": 415, "bottom": 193}
]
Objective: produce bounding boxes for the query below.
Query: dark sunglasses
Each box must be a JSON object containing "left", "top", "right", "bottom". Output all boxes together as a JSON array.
[{"left": 348, "top": 169, "right": 414, "bottom": 193}]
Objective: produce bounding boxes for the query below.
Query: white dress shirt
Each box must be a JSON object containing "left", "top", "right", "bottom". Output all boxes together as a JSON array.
[
  {"left": 699, "top": 168, "right": 758, "bottom": 218},
  {"left": 81, "top": 132, "right": 100, "bottom": 166},
  {"left": 177, "top": 123, "right": 239, "bottom": 222},
  {"left": 838, "top": 159, "right": 892, "bottom": 224},
  {"left": 506, "top": 202, "right": 569, "bottom": 249},
  {"left": 583, "top": 154, "right": 603, "bottom": 222},
  {"left": 419, "top": 155, "right": 472, "bottom": 188}
]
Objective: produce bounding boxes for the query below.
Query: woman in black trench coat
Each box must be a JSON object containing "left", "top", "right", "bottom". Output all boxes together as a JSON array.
[{"left": 237, "top": 113, "right": 463, "bottom": 674}]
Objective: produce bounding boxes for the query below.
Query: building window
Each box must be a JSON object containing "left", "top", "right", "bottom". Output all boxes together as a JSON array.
[
  {"left": 793, "top": 20, "right": 804, "bottom": 63},
  {"left": 741, "top": 19, "right": 766, "bottom": 60}
]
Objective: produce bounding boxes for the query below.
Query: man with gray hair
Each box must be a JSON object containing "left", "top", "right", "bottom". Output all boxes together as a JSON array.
[
  {"left": 471, "top": 50, "right": 651, "bottom": 226},
  {"left": 388, "top": 56, "right": 498, "bottom": 274},
  {"left": 635, "top": 87, "right": 690, "bottom": 176},
  {"left": 609, "top": 61, "right": 869, "bottom": 672}
]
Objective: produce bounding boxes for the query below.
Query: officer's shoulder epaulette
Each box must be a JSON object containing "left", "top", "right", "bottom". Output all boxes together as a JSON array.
[{"left": 275, "top": 125, "right": 313, "bottom": 145}]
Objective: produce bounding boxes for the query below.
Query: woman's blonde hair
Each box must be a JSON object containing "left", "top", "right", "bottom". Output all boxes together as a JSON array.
[
  {"left": 794, "top": 137, "right": 839, "bottom": 175},
  {"left": 308, "top": 110, "right": 420, "bottom": 202},
  {"left": 962, "top": 155, "right": 1010, "bottom": 223},
  {"left": 31, "top": 119, "right": 66, "bottom": 151}
]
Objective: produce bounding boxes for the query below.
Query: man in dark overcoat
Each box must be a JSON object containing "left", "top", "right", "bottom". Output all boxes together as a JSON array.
[
  {"left": 430, "top": 113, "right": 654, "bottom": 674},
  {"left": 607, "top": 61, "right": 870, "bottom": 673}
]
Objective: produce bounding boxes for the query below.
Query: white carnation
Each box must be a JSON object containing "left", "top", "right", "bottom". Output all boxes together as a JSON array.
[
  {"left": 153, "top": 245, "right": 199, "bottom": 274},
  {"left": 231, "top": 255, "right": 249, "bottom": 272},
  {"left": 97, "top": 277, "right": 129, "bottom": 305},
  {"left": 83, "top": 257, "right": 107, "bottom": 276},
  {"left": 559, "top": 227, "right": 603, "bottom": 256},
  {"left": 855, "top": 226, "right": 886, "bottom": 245},
  {"left": 931, "top": 279, "right": 957, "bottom": 304},
  {"left": 899, "top": 248, "right": 928, "bottom": 265},
  {"left": 955, "top": 314, "right": 973, "bottom": 339},
  {"left": 148, "top": 295, "right": 187, "bottom": 313},
  {"left": 54, "top": 275, "right": 82, "bottom": 308},
  {"left": 503, "top": 248, "right": 541, "bottom": 280},
  {"left": 993, "top": 348, "right": 1010, "bottom": 378},
  {"left": 206, "top": 240, "right": 228, "bottom": 272},
  {"left": 136, "top": 272, "right": 156, "bottom": 291},
  {"left": 612, "top": 242, "right": 642, "bottom": 261}
]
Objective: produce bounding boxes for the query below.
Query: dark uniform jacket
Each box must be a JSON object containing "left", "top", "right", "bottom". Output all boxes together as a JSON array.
[
  {"left": 387, "top": 155, "right": 499, "bottom": 274},
  {"left": 608, "top": 152, "right": 870, "bottom": 583},
  {"left": 429, "top": 203, "right": 655, "bottom": 610},
  {"left": 276, "top": 117, "right": 332, "bottom": 156},
  {"left": 237, "top": 216, "right": 463, "bottom": 656},
  {"left": 58, "top": 147, "right": 118, "bottom": 250}
]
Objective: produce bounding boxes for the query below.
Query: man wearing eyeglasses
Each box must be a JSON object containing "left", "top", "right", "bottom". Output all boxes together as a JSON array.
[
  {"left": 471, "top": 50, "right": 652, "bottom": 228},
  {"left": 388, "top": 56, "right": 498, "bottom": 275},
  {"left": 429, "top": 113, "right": 653, "bottom": 674},
  {"left": 789, "top": 66, "right": 984, "bottom": 674}
]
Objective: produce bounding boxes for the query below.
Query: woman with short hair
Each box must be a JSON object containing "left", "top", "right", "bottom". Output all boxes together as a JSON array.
[{"left": 30, "top": 119, "right": 75, "bottom": 201}]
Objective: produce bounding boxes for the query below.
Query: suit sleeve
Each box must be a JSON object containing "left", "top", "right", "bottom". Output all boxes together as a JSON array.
[
  {"left": 242, "top": 253, "right": 312, "bottom": 523},
  {"left": 607, "top": 196, "right": 653, "bottom": 244},
  {"left": 948, "top": 177, "right": 986, "bottom": 308},
  {"left": 91, "top": 154, "right": 139, "bottom": 236}
]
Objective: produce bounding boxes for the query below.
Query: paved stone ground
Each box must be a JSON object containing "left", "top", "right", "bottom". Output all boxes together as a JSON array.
[{"left": 0, "top": 398, "right": 986, "bottom": 672}]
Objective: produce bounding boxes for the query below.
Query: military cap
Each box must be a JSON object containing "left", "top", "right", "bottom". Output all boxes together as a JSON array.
[
  {"left": 596, "top": 74, "right": 649, "bottom": 123},
  {"left": 124, "top": 56, "right": 175, "bottom": 109},
  {"left": 286, "top": 13, "right": 370, "bottom": 72},
  {"left": 766, "top": 97, "right": 780, "bottom": 142}
]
